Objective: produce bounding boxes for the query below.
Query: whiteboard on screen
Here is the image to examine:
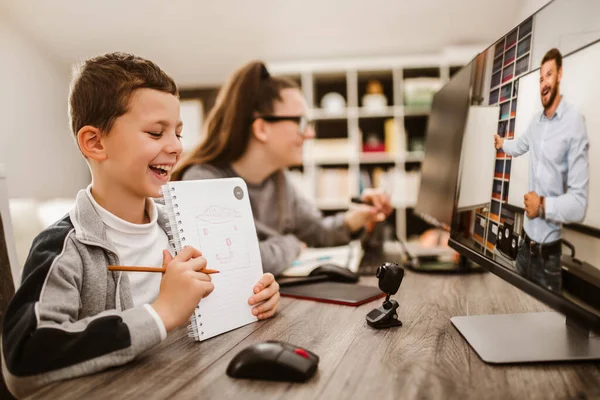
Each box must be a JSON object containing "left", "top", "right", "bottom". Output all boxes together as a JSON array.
[
  {"left": 510, "top": 40, "right": 600, "bottom": 230},
  {"left": 457, "top": 106, "right": 499, "bottom": 210}
]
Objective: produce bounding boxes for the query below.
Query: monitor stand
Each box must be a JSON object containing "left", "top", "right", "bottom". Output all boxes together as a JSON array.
[
  {"left": 408, "top": 254, "right": 486, "bottom": 274},
  {"left": 451, "top": 312, "right": 600, "bottom": 363}
]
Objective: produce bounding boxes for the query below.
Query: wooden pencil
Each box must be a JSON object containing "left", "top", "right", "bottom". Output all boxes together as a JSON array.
[{"left": 108, "top": 265, "right": 220, "bottom": 274}]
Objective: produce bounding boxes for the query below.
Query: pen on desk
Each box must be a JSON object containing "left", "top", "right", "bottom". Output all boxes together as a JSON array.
[{"left": 108, "top": 265, "right": 220, "bottom": 274}]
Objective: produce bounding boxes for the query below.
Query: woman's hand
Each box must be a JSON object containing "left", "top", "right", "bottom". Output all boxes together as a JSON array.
[{"left": 344, "top": 189, "right": 393, "bottom": 232}]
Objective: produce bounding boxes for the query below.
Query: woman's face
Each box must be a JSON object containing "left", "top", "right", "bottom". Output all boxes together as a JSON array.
[{"left": 262, "top": 88, "right": 315, "bottom": 167}]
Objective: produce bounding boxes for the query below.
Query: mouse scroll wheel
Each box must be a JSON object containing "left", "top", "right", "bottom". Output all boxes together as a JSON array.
[{"left": 294, "top": 348, "right": 310, "bottom": 359}]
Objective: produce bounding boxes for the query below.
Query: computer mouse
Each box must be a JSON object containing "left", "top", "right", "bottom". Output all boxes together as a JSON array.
[
  {"left": 309, "top": 263, "right": 359, "bottom": 283},
  {"left": 226, "top": 341, "right": 319, "bottom": 382}
]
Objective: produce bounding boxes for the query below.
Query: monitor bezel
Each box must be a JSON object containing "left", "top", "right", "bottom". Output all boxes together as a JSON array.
[
  {"left": 449, "top": 237, "right": 600, "bottom": 331},
  {"left": 414, "top": 61, "right": 475, "bottom": 229}
]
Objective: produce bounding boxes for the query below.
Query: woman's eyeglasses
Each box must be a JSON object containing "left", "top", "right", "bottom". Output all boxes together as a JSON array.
[{"left": 254, "top": 115, "right": 314, "bottom": 137}]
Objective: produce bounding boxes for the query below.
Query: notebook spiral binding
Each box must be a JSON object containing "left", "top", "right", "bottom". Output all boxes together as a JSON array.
[
  {"left": 161, "top": 185, "right": 204, "bottom": 340},
  {"left": 161, "top": 185, "right": 186, "bottom": 254}
]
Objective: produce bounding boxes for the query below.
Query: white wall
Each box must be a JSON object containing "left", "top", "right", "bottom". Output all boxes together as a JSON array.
[
  {"left": 514, "top": 0, "right": 552, "bottom": 26},
  {"left": 0, "top": 16, "right": 89, "bottom": 200},
  {"left": 0, "top": 166, "right": 21, "bottom": 285},
  {"left": 531, "top": 0, "right": 600, "bottom": 67}
]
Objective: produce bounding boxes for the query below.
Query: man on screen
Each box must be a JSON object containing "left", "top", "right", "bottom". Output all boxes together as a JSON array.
[{"left": 494, "top": 48, "right": 589, "bottom": 293}]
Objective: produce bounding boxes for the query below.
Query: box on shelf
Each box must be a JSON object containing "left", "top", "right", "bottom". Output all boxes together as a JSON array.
[{"left": 404, "top": 78, "right": 442, "bottom": 108}]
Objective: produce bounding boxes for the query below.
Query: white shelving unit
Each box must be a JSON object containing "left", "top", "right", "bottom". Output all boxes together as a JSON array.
[{"left": 269, "top": 51, "right": 476, "bottom": 239}]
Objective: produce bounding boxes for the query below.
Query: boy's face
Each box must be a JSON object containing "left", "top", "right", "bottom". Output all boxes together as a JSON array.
[{"left": 100, "top": 88, "right": 183, "bottom": 198}]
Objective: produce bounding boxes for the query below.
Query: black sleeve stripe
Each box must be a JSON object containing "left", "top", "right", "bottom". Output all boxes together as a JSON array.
[{"left": 2, "top": 215, "right": 131, "bottom": 376}]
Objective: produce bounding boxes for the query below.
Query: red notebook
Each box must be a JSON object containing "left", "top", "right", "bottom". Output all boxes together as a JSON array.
[{"left": 280, "top": 282, "right": 385, "bottom": 306}]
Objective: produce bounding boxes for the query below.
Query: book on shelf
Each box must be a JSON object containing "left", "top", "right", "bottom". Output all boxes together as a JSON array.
[
  {"left": 404, "top": 78, "right": 442, "bottom": 108},
  {"left": 311, "top": 138, "right": 351, "bottom": 163},
  {"left": 359, "top": 167, "right": 396, "bottom": 198},
  {"left": 317, "top": 168, "right": 350, "bottom": 203},
  {"left": 358, "top": 168, "right": 420, "bottom": 208},
  {"left": 359, "top": 170, "right": 373, "bottom": 193},
  {"left": 384, "top": 118, "right": 398, "bottom": 154},
  {"left": 396, "top": 171, "right": 421, "bottom": 207}
]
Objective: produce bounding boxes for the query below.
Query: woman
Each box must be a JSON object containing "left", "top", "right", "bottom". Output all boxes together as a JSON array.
[{"left": 171, "top": 61, "right": 393, "bottom": 276}]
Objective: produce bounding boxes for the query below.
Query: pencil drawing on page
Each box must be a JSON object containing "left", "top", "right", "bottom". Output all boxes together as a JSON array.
[{"left": 195, "top": 206, "right": 250, "bottom": 271}]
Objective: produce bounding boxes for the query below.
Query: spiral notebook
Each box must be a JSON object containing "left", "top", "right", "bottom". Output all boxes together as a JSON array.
[{"left": 162, "top": 178, "right": 264, "bottom": 341}]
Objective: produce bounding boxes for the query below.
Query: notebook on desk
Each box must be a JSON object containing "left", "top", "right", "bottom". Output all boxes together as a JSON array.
[
  {"left": 280, "top": 240, "right": 364, "bottom": 277},
  {"left": 161, "top": 178, "right": 263, "bottom": 341}
]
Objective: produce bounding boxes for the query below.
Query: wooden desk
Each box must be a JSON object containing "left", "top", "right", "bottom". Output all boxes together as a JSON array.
[{"left": 29, "top": 269, "right": 600, "bottom": 399}]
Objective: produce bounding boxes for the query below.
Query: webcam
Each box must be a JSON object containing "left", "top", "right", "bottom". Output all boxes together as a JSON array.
[{"left": 366, "top": 262, "right": 405, "bottom": 329}]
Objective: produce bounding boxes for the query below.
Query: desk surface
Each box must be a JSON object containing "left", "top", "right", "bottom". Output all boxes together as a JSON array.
[{"left": 30, "top": 266, "right": 600, "bottom": 399}]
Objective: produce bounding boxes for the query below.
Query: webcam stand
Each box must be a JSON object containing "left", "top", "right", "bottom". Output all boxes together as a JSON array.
[{"left": 366, "top": 294, "right": 402, "bottom": 329}]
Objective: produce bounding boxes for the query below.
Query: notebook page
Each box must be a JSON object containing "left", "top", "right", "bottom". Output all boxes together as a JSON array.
[
  {"left": 165, "top": 178, "right": 263, "bottom": 340},
  {"left": 281, "top": 240, "right": 364, "bottom": 277}
]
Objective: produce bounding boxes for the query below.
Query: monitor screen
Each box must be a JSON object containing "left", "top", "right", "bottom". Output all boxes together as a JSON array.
[
  {"left": 450, "top": 4, "right": 600, "bottom": 334},
  {"left": 415, "top": 62, "right": 473, "bottom": 228},
  {"left": 509, "top": 40, "right": 600, "bottom": 235}
]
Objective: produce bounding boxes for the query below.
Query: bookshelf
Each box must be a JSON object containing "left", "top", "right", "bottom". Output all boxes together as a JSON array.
[
  {"left": 179, "top": 51, "right": 479, "bottom": 241},
  {"left": 268, "top": 53, "right": 473, "bottom": 240},
  {"left": 475, "top": 16, "right": 534, "bottom": 250}
]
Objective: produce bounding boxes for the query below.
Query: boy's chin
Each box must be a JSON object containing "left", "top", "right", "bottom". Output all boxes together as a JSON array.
[
  {"left": 150, "top": 183, "right": 166, "bottom": 198},
  {"left": 288, "top": 157, "right": 303, "bottom": 167},
  {"left": 141, "top": 182, "right": 164, "bottom": 199}
]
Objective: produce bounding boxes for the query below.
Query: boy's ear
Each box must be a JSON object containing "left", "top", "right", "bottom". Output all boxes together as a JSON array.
[
  {"left": 77, "top": 125, "right": 107, "bottom": 161},
  {"left": 251, "top": 118, "right": 268, "bottom": 143}
]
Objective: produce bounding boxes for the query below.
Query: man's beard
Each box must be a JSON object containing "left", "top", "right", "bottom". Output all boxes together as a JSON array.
[{"left": 541, "top": 84, "right": 558, "bottom": 109}]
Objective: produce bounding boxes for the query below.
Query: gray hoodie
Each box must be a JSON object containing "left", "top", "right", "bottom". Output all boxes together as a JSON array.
[{"left": 1, "top": 189, "right": 170, "bottom": 398}]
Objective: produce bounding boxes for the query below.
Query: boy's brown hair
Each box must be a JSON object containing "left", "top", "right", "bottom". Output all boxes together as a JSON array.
[{"left": 69, "top": 52, "right": 178, "bottom": 138}]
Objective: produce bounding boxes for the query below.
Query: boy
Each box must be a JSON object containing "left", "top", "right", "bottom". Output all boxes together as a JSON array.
[{"left": 1, "top": 53, "right": 280, "bottom": 398}]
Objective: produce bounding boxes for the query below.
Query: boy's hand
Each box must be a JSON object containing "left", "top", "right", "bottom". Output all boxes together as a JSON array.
[
  {"left": 248, "top": 273, "right": 280, "bottom": 320},
  {"left": 152, "top": 247, "right": 214, "bottom": 332}
]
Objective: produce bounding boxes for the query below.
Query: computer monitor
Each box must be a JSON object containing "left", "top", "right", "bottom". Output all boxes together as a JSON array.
[
  {"left": 449, "top": 2, "right": 600, "bottom": 363},
  {"left": 409, "top": 61, "right": 493, "bottom": 273},
  {"left": 415, "top": 62, "right": 473, "bottom": 229}
]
